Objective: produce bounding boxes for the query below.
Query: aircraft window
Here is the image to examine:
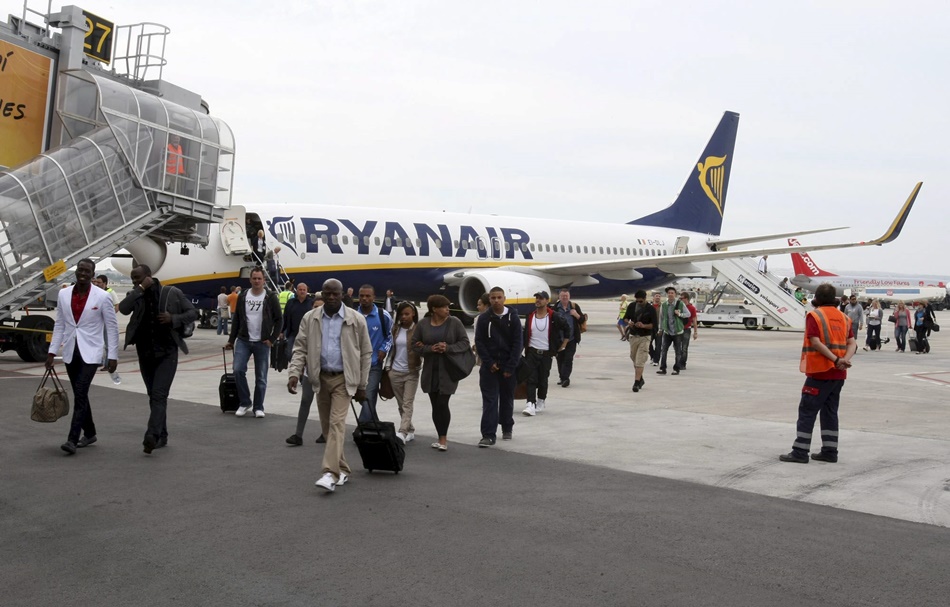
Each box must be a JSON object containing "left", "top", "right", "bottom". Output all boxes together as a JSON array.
[
  {"left": 583, "top": 246, "right": 588, "bottom": 254},
  {"left": 331, "top": 235, "right": 339, "bottom": 245},
  {"left": 626, "top": 248, "right": 631, "bottom": 255},
  {"left": 300, "top": 234, "right": 305, "bottom": 244},
  {"left": 374, "top": 237, "right": 381, "bottom": 246},
  {"left": 505, "top": 242, "right": 511, "bottom": 251},
  {"left": 434, "top": 239, "right": 442, "bottom": 248},
  {"left": 311, "top": 234, "right": 318, "bottom": 244},
  {"left": 568, "top": 245, "right": 573, "bottom": 253},
  {"left": 416, "top": 238, "right": 422, "bottom": 247},
  {"left": 522, "top": 243, "right": 529, "bottom": 252},
  {"left": 614, "top": 247, "right": 618, "bottom": 255},
  {"left": 639, "top": 248, "right": 643, "bottom": 256},
  {"left": 545, "top": 244, "right": 550, "bottom": 252},
  {"left": 560, "top": 245, "right": 565, "bottom": 253},
  {"left": 385, "top": 237, "right": 392, "bottom": 247},
  {"left": 342, "top": 235, "right": 348, "bottom": 245},
  {"left": 321, "top": 235, "right": 328, "bottom": 244},
  {"left": 364, "top": 236, "right": 370, "bottom": 246},
  {"left": 395, "top": 237, "right": 402, "bottom": 246},
  {"left": 453, "top": 240, "right": 459, "bottom": 248},
  {"left": 529, "top": 243, "right": 535, "bottom": 252}
]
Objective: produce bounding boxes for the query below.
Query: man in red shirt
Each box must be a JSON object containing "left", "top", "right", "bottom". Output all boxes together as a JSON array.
[
  {"left": 679, "top": 292, "right": 699, "bottom": 370},
  {"left": 780, "top": 283, "right": 856, "bottom": 464}
]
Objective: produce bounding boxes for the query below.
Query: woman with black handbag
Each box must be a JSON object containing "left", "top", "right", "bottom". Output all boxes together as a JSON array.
[{"left": 412, "top": 295, "right": 472, "bottom": 451}]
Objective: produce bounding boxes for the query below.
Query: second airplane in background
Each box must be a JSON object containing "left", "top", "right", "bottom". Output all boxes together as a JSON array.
[{"left": 788, "top": 238, "right": 947, "bottom": 304}]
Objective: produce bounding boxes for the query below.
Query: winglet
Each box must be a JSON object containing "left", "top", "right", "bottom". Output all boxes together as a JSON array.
[{"left": 870, "top": 182, "right": 922, "bottom": 245}]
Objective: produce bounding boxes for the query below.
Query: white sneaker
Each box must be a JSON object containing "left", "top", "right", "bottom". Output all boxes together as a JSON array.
[
  {"left": 336, "top": 472, "right": 348, "bottom": 487},
  {"left": 315, "top": 472, "right": 336, "bottom": 492},
  {"left": 254, "top": 409, "right": 265, "bottom": 418},
  {"left": 235, "top": 406, "right": 251, "bottom": 417},
  {"left": 522, "top": 403, "right": 536, "bottom": 416},
  {"left": 396, "top": 432, "right": 407, "bottom": 444},
  {"left": 536, "top": 399, "right": 546, "bottom": 412},
  {"left": 405, "top": 432, "right": 415, "bottom": 443}
]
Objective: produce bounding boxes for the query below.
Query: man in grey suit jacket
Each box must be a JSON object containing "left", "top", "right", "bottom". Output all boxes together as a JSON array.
[
  {"left": 47, "top": 258, "right": 120, "bottom": 455},
  {"left": 119, "top": 264, "right": 198, "bottom": 454}
]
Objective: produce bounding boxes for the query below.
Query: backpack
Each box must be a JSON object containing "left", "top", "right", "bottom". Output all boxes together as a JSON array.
[{"left": 160, "top": 285, "right": 195, "bottom": 338}]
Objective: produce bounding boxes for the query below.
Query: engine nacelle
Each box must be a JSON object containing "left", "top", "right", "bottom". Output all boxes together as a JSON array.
[
  {"left": 111, "top": 236, "right": 168, "bottom": 276},
  {"left": 457, "top": 270, "right": 551, "bottom": 316}
]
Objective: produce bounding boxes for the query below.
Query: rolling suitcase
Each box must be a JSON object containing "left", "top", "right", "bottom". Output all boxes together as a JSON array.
[
  {"left": 219, "top": 347, "right": 240, "bottom": 413},
  {"left": 349, "top": 399, "right": 405, "bottom": 474}
]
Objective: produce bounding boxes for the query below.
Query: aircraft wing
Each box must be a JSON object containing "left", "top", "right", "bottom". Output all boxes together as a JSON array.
[
  {"left": 707, "top": 226, "right": 847, "bottom": 250},
  {"left": 527, "top": 182, "right": 921, "bottom": 277}
]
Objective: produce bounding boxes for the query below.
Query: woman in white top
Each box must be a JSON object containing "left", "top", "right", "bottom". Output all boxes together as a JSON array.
[
  {"left": 388, "top": 301, "right": 420, "bottom": 444},
  {"left": 864, "top": 299, "right": 883, "bottom": 351}
]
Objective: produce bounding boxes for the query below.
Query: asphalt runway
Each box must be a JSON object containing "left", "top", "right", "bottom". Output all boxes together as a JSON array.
[{"left": 2, "top": 301, "right": 948, "bottom": 605}]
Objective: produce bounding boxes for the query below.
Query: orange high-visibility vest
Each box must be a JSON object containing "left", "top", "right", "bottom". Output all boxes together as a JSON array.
[
  {"left": 166, "top": 144, "right": 184, "bottom": 175},
  {"left": 800, "top": 306, "right": 851, "bottom": 374}
]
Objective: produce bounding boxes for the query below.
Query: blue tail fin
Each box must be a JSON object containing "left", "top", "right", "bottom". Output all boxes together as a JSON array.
[{"left": 628, "top": 111, "right": 739, "bottom": 236}]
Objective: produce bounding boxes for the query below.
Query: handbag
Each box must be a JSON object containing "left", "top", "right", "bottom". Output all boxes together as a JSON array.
[
  {"left": 270, "top": 337, "right": 288, "bottom": 371},
  {"left": 887, "top": 314, "right": 896, "bottom": 323},
  {"left": 219, "top": 307, "right": 231, "bottom": 321},
  {"left": 378, "top": 369, "right": 395, "bottom": 400},
  {"left": 932, "top": 323, "right": 940, "bottom": 332},
  {"left": 444, "top": 348, "right": 476, "bottom": 382},
  {"left": 31, "top": 368, "right": 70, "bottom": 423}
]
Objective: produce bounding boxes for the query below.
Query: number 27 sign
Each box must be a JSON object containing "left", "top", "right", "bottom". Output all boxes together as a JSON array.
[{"left": 82, "top": 10, "right": 114, "bottom": 64}]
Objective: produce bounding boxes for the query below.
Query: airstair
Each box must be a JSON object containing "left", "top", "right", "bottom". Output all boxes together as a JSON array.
[
  {"left": 709, "top": 257, "right": 806, "bottom": 329},
  {"left": 0, "top": 71, "right": 235, "bottom": 320}
]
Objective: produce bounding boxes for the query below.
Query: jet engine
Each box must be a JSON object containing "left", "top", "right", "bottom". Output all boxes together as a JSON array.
[
  {"left": 111, "top": 236, "right": 168, "bottom": 276},
  {"left": 457, "top": 270, "right": 551, "bottom": 315}
]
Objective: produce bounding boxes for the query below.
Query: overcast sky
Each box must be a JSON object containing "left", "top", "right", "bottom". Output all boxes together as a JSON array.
[{"left": 82, "top": 1, "right": 948, "bottom": 275}]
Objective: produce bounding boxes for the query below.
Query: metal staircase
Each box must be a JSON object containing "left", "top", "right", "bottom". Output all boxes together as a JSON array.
[
  {"left": 709, "top": 257, "right": 807, "bottom": 329},
  {"left": 0, "top": 71, "right": 235, "bottom": 320}
]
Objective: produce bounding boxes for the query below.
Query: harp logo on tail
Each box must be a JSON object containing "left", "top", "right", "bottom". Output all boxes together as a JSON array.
[{"left": 697, "top": 155, "right": 727, "bottom": 216}]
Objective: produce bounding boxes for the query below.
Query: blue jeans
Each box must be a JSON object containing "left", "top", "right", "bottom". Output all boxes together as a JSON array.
[
  {"left": 895, "top": 325, "right": 908, "bottom": 351},
  {"left": 359, "top": 364, "right": 383, "bottom": 422},
  {"left": 216, "top": 310, "right": 229, "bottom": 335},
  {"left": 233, "top": 339, "right": 270, "bottom": 411}
]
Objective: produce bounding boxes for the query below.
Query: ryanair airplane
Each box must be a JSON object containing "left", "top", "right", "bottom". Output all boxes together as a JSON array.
[{"left": 114, "top": 111, "right": 922, "bottom": 319}]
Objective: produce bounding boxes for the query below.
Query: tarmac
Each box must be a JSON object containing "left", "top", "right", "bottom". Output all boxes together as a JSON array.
[{"left": 2, "top": 300, "right": 948, "bottom": 606}]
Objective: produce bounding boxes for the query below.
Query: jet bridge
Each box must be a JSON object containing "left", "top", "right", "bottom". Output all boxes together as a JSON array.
[
  {"left": 709, "top": 257, "right": 806, "bottom": 330},
  {"left": 0, "top": 71, "right": 235, "bottom": 320},
  {"left": 0, "top": 5, "right": 235, "bottom": 359}
]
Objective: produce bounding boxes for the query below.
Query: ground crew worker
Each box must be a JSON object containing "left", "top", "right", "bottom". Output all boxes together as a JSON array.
[{"left": 779, "top": 282, "right": 856, "bottom": 464}]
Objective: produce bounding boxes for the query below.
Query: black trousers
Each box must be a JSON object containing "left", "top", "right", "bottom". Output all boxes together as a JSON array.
[
  {"left": 428, "top": 392, "right": 452, "bottom": 437},
  {"left": 524, "top": 349, "right": 553, "bottom": 403},
  {"left": 65, "top": 345, "right": 98, "bottom": 444},
  {"left": 137, "top": 347, "right": 179, "bottom": 441},
  {"left": 556, "top": 341, "right": 577, "bottom": 381}
]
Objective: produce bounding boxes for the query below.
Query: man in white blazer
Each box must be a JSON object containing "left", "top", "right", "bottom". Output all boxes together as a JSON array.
[{"left": 46, "top": 258, "right": 120, "bottom": 455}]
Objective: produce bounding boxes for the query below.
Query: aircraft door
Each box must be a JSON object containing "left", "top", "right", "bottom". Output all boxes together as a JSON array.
[
  {"left": 220, "top": 205, "right": 251, "bottom": 255},
  {"left": 674, "top": 236, "right": 690, "bottom": 255}
]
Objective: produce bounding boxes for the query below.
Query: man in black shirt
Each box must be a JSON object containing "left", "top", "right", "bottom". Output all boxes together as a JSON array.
[
  {"left": 119, "top": 264, "right": 197, "bottom": 453},
  {"left": 623, "top": 290, "right": 657, "bottom": 393}
]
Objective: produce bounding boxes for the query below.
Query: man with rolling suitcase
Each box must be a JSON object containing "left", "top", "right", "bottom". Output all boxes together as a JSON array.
[{"left": 288, "top": 279, "right": 372, "bottom": 492}]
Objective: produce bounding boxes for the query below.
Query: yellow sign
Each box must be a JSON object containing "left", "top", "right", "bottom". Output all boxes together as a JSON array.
[
  {"left": 43, "top": 260, "right": 67, "bottom": 282},
  {"left": 0, "top": 39, "right": 54, "bottom": 168},
  {"left": 82, "top": 10, "right": 114, "bottom": 64}
]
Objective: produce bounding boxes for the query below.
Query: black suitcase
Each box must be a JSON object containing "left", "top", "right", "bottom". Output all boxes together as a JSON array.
[
  {"left": 349, "top": 400, "right": 405, "bottom": 474},
  {"left": 909, "top": 334, "right": 918, "bottom": 352},
  {"left": 220, "top": 348, "right": 240, "bottom": 413}
]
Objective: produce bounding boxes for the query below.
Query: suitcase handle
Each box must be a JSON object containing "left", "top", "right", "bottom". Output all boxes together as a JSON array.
[
  {"left": 222, "top": 346, "right": 232, "bottom": 374},
  {"left": 349, "top": 396, "right": 381, "bottom": 427}
]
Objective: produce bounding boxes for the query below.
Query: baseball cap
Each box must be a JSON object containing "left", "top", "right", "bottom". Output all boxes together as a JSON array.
[{"left": 534, "top": 291, "right": 550, "bottom": 299}]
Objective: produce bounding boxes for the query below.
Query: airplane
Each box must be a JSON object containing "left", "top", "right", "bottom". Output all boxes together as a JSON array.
[
  {"left": 112, "top": 111, "right": 923, "bottom": 323},
  {"left": 787, "top": 238, "right": 947, "bottom": 304}
]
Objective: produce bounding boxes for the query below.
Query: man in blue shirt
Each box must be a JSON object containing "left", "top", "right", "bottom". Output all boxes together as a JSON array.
[{"left": 356, "top": 284, "right": 393, "bottom": 422}]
